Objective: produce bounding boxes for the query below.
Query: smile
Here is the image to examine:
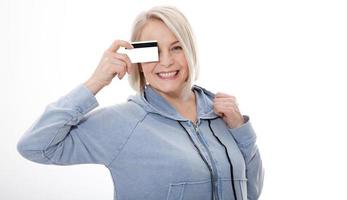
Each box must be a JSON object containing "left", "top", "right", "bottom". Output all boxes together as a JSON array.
[{"left": 156, "top": 70, "right": 179, "bottom": 79}]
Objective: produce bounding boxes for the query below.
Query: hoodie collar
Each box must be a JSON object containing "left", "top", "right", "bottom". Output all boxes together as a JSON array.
[{"left": 127, "top": 84, "right": 219, "bottom": 121}]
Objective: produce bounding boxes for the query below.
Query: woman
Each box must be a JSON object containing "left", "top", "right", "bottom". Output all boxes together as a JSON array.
[{"left": 17, "top": 6, "right": 264, "bottom": 200}]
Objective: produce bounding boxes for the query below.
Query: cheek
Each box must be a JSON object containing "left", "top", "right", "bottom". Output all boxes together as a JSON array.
[
  {"left": 178, "top": 53, "right": 188, "bottom": 66},
  {"left": 141, "top": 63, "right": 156, "bottom": 75},
  {"left": 177, "top": 54, "right": 189, "bottom": 71}
]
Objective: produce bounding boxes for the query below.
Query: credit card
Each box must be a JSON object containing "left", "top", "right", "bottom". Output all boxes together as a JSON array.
[{"left": 118, "top": 40, "right": 159, "bottom": 63}]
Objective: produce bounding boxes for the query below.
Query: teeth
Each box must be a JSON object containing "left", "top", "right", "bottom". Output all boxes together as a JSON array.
[{"left": 158, "top": 71, "right": 178, "bottom": 78}]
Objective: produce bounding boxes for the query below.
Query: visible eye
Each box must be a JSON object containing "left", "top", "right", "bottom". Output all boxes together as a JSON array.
[
  {"left": 171, "top": 46, "right": 182, "bottom": 51},
  {"left": 157, "top": 46, "right": 182, "bottom": 55}
]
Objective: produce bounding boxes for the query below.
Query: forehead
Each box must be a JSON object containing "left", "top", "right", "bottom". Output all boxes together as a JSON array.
[{"left": 140, "top": 19, "right": 178, "bottom": 46}]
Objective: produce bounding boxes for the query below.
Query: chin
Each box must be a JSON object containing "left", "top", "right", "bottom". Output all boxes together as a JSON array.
[{"left": 153, "top": 81, "right": 185, "bottom": 94}]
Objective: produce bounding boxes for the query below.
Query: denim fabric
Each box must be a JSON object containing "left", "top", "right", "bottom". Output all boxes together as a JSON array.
[{"left": 17, "top": 83, "right": 264, "bottom": 200}]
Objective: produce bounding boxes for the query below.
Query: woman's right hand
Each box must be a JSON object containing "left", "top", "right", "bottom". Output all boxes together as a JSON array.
[{"left": 84, "top": 40, "right": 134, "bottom": 95}]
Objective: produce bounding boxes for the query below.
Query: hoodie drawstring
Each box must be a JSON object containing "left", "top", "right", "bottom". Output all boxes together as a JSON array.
[
  {"left": 177, "top": 121, "right": 215, "bottom": 200},
  {"left": 178, "top": 120, "right": 238, "bottom": 200},
  {"left": 208, "top": 119, "right": 238, "bottom": 200}
]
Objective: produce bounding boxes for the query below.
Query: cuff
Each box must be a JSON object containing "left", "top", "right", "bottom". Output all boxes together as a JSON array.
[
  {"left": 60, "top": 83, "right": 99, "bottom": 115},
  {"left": 228, "top": 115, "right": 257, "bottom": 146}
]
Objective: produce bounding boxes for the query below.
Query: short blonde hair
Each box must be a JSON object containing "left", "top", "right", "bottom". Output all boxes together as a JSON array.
[{"left": 128, "top": 6, "right": 199, "bottom": 93}]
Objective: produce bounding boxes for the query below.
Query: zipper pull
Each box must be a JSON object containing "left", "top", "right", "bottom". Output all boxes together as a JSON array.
[{"left": 192, "top": 122, "right": 199, "bottom": 134}]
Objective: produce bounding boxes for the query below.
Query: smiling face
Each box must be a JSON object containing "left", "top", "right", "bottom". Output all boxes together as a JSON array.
[{"left": 139, "top": 19, "right": 190, "bottom": 98}]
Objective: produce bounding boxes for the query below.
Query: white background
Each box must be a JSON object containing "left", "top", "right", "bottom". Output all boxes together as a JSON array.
[{"left": 1, "top": 0, "right": 347, "bottom": 199}]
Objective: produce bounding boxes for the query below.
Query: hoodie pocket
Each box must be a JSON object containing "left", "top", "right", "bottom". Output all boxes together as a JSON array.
[{"left": 166, "top": 179, "right": 212, "bottom": 200}]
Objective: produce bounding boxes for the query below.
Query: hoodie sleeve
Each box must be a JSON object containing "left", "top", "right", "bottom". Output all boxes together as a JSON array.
[
  {"left": 17, "top": 83, "right": 136, "bottom": 166},
  {"left": 228, "top": 115, "right": 264, "bottom": 200}
]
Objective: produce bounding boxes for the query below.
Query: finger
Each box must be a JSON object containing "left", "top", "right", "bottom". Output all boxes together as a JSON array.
[
  {"left": 112, "top": 61, "right": 127, "bottom": 79},
  {"left": 213, "top": 103, "right": 225, "bottom": 115},
  {"left": 214, "top": 102, "right": 232, "bottom": 110},
  {"left": 120, "top": 68, "right": 128, "bottom": 79},
  {"left": 112, "top": 53, "right": 133, "bottom": 74},
  {"left": 217, "top": 101, "right": 239, "bottom": 108},
  {"left": 214, "top": 97, "right": 237, "bottom": 103},
  {"left": 109, "top": 59, "right": 126, "bottom": 74},
  {"left": 214, "top": 99, "right": 238, "bottom": 108},
  {"left": 105, "top": 50, "right": 133, "bottom": 74},
  {"left": 214, "top": 102, "right": 239, "bottom": 113},
  {"left": 215, "top": 95, "right": 236, "bottom": 101},
  {"left": 118, "top": 70, "right": 125, "bottom": 79},
  {"left": 214, "top": 97, "right": 236, "bottom": 105},
  {"left": 110, "top": 58, "right": 126, "bottom": 67},
  {"left": 214, "top": 101, "right": 237, "bottom": 108},
  {"left": 213, "top": 96, "right": 236, "bottom": 101},
  {"left": 213, "top": 106, "right": 224, "bottom": 117},
  {"left": 107, "top": 39, "right": 134, "bottom": 53},
  {"left": 215, "top": 92, "right": 235, "bottom": 98}
]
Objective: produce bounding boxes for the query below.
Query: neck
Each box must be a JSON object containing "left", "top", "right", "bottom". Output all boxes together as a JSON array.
[
  {"left": 149, "top": 84, "right": 198, "bottom": 124},
  {"left": 151, "top": 84, "right": 195, "bottom": 108}
]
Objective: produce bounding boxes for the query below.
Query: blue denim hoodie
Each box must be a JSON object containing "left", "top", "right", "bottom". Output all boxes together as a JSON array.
[{"left": 17, "top": 83, "right": 264, "bottom": 200}]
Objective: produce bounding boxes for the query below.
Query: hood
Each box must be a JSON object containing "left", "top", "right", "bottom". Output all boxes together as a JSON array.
[{"left": 127, "top": 84, "right": 220, "bottom": 121}]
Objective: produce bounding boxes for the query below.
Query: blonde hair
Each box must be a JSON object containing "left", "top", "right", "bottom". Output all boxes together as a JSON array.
[{"left": 128, "top": 6, "right": 199, "bottom": 93}]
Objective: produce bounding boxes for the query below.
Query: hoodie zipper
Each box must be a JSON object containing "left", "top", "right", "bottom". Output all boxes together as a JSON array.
[{"left": 191, "top": 121, "right": 220, "bottom": 200}]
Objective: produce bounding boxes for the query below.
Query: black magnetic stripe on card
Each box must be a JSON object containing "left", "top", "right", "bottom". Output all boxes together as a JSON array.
[{"left": 131, "top": 42, "right": 158, "bottom": 48}]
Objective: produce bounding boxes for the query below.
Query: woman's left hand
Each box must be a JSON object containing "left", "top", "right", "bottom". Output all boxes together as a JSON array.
[{"left": 213, "top": 92, "right": 245, "bottom": 129}]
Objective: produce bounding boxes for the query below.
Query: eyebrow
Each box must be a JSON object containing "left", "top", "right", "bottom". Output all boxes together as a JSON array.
[
  {"left": 170, "top": 40, "right": 179, "bottom": 45},
  {"left": 158, "top": 41, "right": 180, "bottom": 51}
]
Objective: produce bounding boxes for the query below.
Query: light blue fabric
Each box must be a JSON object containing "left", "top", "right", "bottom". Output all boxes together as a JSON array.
[{"left": 17, "top": 83, "right": 264, "bottom": 200}]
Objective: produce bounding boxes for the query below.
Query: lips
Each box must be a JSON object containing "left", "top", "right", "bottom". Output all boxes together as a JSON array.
[{"left": 156, "top": 70, "right": 179, "bottom": 79}]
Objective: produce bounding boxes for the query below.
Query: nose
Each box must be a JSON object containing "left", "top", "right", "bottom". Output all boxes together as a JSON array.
[{"left": 158, "top": 51, "right": 174, "bottom": 67}]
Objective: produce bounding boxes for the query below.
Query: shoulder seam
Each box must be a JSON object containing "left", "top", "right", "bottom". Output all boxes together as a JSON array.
[{"left": 105, "top": 111, "right": 148, "bottom": 168}]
